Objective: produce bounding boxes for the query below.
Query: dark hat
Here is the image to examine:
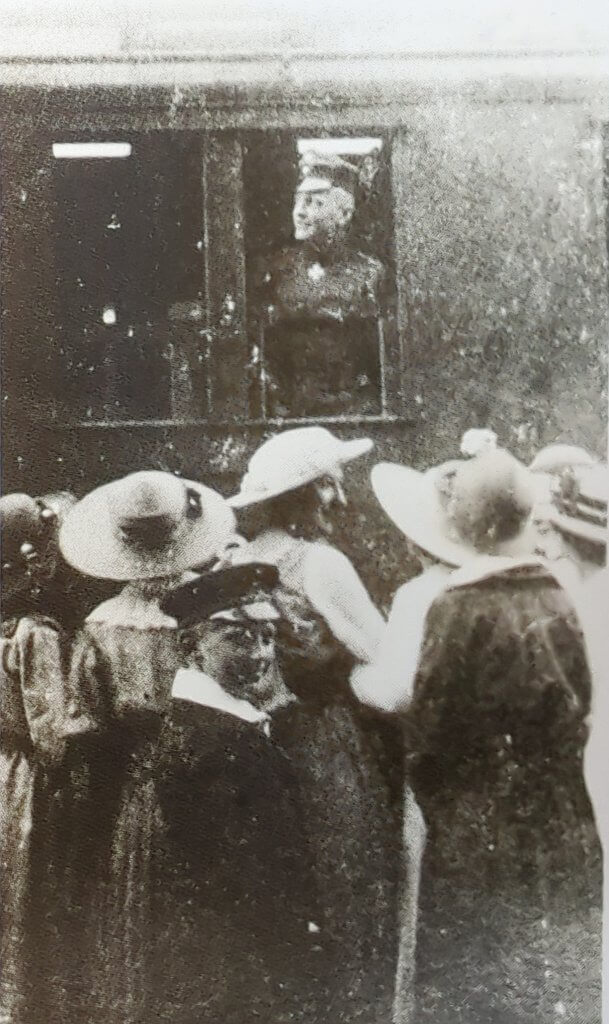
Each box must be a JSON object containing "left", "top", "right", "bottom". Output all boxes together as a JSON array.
[
  {"left": 296, "top": 151, "right": 361, "bottom": 197},
  {"left": 161, "top": 563, "right": 279, "bottom": 627},
  {"left": 1, "top": 493, "right": 48, "bottom": 568},
  {"left": 0, "top": 492, "right": 66, "bottom": 600}
]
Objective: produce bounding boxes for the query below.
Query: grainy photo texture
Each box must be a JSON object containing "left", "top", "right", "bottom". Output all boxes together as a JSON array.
[{"left": 0, "top": 3, "right": 608, "bottom": 1023}]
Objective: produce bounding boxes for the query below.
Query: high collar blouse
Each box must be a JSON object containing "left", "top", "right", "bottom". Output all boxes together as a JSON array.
[{"left": 229, "top": 530, "right": 385, "bottom": 665}]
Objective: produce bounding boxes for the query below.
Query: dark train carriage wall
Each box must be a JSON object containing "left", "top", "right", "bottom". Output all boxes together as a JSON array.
[
  {"left": 393, "top": 101, "right": 608, "bottom": 455},
  {"left": 1, "top": 66, "right": 608, "bottom": 601}
]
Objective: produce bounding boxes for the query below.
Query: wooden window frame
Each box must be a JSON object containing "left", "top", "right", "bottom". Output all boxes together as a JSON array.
[{"left": 2, "top": 102, "right": 412, "bottom": 431}]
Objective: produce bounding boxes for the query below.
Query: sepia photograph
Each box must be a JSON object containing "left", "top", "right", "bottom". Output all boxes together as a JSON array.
[{"left": 0, "top": 1, "right": 608, "bottom": 1022}]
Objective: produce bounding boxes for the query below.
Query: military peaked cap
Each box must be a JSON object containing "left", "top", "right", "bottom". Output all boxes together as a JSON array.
[{"left": 296, "top": 151, "right": 362, "bottom": 196}]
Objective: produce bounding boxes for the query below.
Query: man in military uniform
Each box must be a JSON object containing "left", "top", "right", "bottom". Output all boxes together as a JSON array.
[{"left": 257, "top": 152, "right": 385, "bottom": 418}]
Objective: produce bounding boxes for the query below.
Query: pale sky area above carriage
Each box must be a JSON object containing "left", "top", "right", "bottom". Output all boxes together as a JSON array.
[{"left": 0, "top": 0, "right": 608, "bottom": 57}]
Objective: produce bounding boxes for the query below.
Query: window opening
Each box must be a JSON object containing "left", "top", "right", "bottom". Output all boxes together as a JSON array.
[
  {"left": 50, "top": 132, "right": 205, "bottom": 423},
  {"left": 244, "top": 131, "right": 394, "bottom": 421}
]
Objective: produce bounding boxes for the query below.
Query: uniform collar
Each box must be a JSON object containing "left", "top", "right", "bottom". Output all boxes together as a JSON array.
[{"left": 172, "top": 666, "right": 272, "bottom": 732}]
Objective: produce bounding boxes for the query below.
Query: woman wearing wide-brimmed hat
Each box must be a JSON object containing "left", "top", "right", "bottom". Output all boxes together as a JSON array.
[
  {"left": 529, "top": 443, "right": 607, "bottom": 580},
  {"left": 530, "top": 444, "right": 609, "bottom": 983},
  {"left": 0, "top": 490, "right": 78, "bottom": 1024},
  {"left": 58, "top": 471, "right": 241, "bottom": 1023},
  {"left": 59, "top": 470, "right": 323, "bottom": 1024},
  {"left": 353, "top": 446, "right": 602, "bottom": 1024},
  {"left": 227, "top": 426, "right": 404, "bottom": 1021}
]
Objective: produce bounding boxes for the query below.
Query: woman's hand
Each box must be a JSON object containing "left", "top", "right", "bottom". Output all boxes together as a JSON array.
[{"left": 350, "top": 566, "right": 452, "bottom": 714}]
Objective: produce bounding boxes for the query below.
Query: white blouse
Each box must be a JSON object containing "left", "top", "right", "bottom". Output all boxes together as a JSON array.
[{"left": 228, "top": 530, "right": 385, "bottom": 664}]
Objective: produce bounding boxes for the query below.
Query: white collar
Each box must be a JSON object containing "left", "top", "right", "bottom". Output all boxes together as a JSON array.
[
  {"left": 171, "top": 667, "right": 271, "bottom": 731},
  {"left": 446, "top": 554, "right": 581, "bottom": 596},
  {"left": 87, "top": 588, "right": 178, "bottom": 628},
  {"left": 86, "top": 573, "right": 197, "bottom": 628}
]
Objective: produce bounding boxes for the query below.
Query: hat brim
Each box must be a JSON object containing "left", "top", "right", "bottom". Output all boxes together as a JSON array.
[
  {"left": 60, "top": 479, "right": 235, "bottom": 581},
  {"left": 228, "top": 437, "right": 373, "bottom": 509},
  {"left": 371, "top": 462, "right": 478, "bottom": 568},
  {"left": 531, "top": 465, "right": 607, "bottom": 549},
  {"left": 545, "top": 511, "right": 607, "bottom": 549},
  {"left": 296, "top": 175, "right": 333, "bottom": 193},
  {"left": 529, "top": 445, "right": 597, "bottom": 474}
]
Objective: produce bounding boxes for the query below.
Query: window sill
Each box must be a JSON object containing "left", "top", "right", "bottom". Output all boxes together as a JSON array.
[{"left": 69, "top": 413, "right": 409, "bottom": 428}]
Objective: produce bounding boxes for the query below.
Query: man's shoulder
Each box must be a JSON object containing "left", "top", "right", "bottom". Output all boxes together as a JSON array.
[
  {"left": 261, "top": 244, "right": 383, "bottom": 269},
  {"left": 265, "top": 245, "right": 305, "bottom": 271},
  {"left": 253, "top": 246, "right": 306, "bottom": 288}
]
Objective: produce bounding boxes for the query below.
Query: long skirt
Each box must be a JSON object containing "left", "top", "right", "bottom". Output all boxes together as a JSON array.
[
  {"left": 412, "top": 767, "right": 603, "bottom": 1024},
  {"left": 274, "top": 700, "right": 404, "bottom": 1023},
  {"left": 0, "top": 749, "right": 63, "bottom": 1024}
]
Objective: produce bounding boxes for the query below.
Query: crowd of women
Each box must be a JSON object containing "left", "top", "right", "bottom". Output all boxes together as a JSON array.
[{"left": 1, "top": 425, "right": 606, "bottom": 1024}]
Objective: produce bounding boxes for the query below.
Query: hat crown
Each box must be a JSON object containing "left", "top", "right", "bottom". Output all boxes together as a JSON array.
[
  {"left": 529, "top": 446, "right": 607, "bottom": 550},
  {"left": 242, "top": 428, "right": 341, "bottom": 493},
  {"left": 59, "top": 472, "right": 235, "bottom": 581},
  {"left": 113, "top": 471, "right": 186, "bottom": 525},
  {"left": 437, "top": 450, "right": 534, "bottom": 552},
  {"left": 297, "top": 151, "right": 361, "bottom": 194}
]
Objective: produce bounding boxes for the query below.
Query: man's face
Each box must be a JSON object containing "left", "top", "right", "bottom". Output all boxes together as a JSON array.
[{"left": 292, "top": 186, "right": 353, "bottom": 245}]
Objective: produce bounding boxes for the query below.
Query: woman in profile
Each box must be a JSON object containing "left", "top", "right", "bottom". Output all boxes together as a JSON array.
[
  {"left": 353, "top": 446, "right": 602, "bottom": 1024},
  {"left": 227, "top": 426, "right": 408, "bottom": 1022},
  {"left": 0, "top": 490, "right": 76, "bottom": 1024}
]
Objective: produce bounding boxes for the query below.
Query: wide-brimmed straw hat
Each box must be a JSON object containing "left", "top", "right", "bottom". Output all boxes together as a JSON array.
[
  {"left": 529, "top": 445, "right": 607, "bottom": 551},
  {"left": 228, "top": 427, "right": 373, "bottom": 509},
  {"left": 60, "top": 471, "right": 236, "bottom": 581},
  {"left": 372, "top": 449, "right": 536, "bottom": 567}
]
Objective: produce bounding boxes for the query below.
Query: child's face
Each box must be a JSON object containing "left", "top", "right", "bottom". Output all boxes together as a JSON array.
[{"left": 188, "top": 618, "right": 278, "bottom": 704}]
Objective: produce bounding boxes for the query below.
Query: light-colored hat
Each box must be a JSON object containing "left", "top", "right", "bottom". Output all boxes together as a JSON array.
[
  {"left": 228, "top": 427, "right": 373, "bottom": 509},
  {"left": 529, "top": 446, "right": 607, "bottom": 550},
  {"left": 372, "top": 449, "right": 536, "bottom": 567},
  {"left": 460, "top": 428, "right": 498, "bottom": 457},
  {"left": 60, "top": 471, "right": 236, "bottom": 581},
  {"left": 529, "top": 444, "right": 598, "bottom": 475},
  {"left": 296, "top": 152, "right": 361, "bottom": 196}
]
